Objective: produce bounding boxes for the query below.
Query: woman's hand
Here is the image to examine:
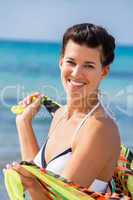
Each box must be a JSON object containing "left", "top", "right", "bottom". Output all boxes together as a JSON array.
[
  {"left": 4, "top": 163, "right": 52, "bottom": 200},
  {"left": 16, "top": 92, "right": 42, "bottom": 124}
]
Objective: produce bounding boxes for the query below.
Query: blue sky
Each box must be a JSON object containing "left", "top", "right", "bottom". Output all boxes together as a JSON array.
[{"left": 0, "top": 0, "right": 133, "bottom": 45}]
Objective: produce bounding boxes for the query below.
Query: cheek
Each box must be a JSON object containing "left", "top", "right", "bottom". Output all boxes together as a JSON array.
[
  {"left": 61, "top": 66, "right": 71, "bottom": 79},
  {"left": 94, "top": 68, "right": 102, "bottom": 79},
  {"left": 86, "top": 70, "right": 102, "bottom": 86}
]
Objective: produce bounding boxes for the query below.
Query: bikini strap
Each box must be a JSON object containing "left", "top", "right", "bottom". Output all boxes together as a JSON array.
[{"left": 70, "top": 101, "right": 100, "bottom": 148}]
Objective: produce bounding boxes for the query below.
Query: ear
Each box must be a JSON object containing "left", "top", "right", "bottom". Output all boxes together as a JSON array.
[{"left": 101, "top": 65, "right": 110, "bottom": 79}]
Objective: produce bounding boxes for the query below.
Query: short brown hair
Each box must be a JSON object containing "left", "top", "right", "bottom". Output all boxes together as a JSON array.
[{"left": 61, "top": 23, "right": 115, "bottom": 66}]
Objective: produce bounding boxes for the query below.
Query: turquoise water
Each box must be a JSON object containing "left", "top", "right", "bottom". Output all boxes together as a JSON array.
[{"left": 0, "top": 40, "right": 133, "bottom": 199}]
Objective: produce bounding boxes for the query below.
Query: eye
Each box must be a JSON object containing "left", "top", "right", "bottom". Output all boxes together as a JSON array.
[
  {"left": 84, "top": 64, "right": 95, "bottom": 69},
  {"left": 66, "top": 60, "right": 75, "bottom": 66}
]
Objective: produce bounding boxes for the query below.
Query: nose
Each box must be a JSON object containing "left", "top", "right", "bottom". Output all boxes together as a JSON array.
[{"left": 71, "top": 65, "right": 83, "bottom": 77}]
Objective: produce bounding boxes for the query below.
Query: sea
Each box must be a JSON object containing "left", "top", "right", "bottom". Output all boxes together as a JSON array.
[{"left": 0, "top": 40, "right": 133, "bottom": 199}]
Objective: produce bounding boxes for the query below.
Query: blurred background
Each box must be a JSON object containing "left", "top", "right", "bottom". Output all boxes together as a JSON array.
[{"left": 0, "top": 0, "right": 133, "bottom": 199}]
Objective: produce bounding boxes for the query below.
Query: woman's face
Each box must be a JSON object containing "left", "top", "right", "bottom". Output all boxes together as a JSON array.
[{"left": 60, "top": 40, "right": 109, "bottom": 100}]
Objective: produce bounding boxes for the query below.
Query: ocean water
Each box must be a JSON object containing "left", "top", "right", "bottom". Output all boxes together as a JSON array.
[{"left": 0, "top": 40, "right": 133, "bottom": 199}]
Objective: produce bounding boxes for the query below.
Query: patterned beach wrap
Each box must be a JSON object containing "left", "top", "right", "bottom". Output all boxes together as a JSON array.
[
  {"left": 4, "top": 162, "right": 94, "bottom": 200},
  {"left": 112, "top": 144, "right": 133, "bottom": 199},
  {"left": 3, "top": 161, "right": 131, "bottom": 200}
]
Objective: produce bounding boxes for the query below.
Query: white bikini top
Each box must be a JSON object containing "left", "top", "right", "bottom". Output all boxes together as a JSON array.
[{"left": 34, "top": 101, "right": 112, "bottom": 192}]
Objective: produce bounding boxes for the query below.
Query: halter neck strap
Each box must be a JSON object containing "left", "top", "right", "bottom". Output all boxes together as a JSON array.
[{"left": 70, "top": 101, "right": 100, "bottom": 148}]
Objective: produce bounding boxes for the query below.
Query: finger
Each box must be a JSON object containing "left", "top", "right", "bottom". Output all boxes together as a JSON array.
[
  {"left": 3, "top": 168, "right": 6, "bottom": 174},
  {"left": 31, "top": 96, "right": 41, "bottom": 106},
  {"left": 6, "top": 163, "right": 12, "bottom": 169},
  {"left": 24, "top": 93, "right": 41, "bottom": 106},
  {"left": 30, "top": 92, "right": 42, "bottom": 101},
  {"left": 19, "top": 173, "right": 52, "bottom": 198},
  {"left": 26, "top": 95, "right": 33, "bottom": 105},
  {"left": 19, "top": 174, "right": 35, "bottom": 189},
  {"left": 21, "top": 96, "right": 33, "bottom": 108},
  {"left": 28, "top": 97, "right": 41, "bottom": 116},
  {"left": 29, "top": 96, "right": 41, "bottom": 110},
  {"left": 12, "top": 166, "right": 52, "bottom": 199},
  {"left": 22, "top": 101, "right": 27, "bottom": 108},
  {"left": 19, "top": 97, "right": 29, "bottom": 108},
  {"left": 12, "top": 161, "right": 19, "bottom": 166},
  {"left": 12, "top": 164, "right": 34, "bottom": 178}
]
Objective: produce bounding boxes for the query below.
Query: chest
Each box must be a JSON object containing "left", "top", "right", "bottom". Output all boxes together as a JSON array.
[{"left": 45, "top": 116, "right": 83, "bottom": 163}]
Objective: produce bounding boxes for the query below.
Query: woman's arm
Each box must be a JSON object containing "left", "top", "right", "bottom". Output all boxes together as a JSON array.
[
  {"left": 16, "top": 118, "right": 39, "bottom": 161},
  {"left": 61, "top": 117, "right": 120, "bottom": 187},
  {"left": 16, "top": 93, "right": 42, "bottom": 161}
]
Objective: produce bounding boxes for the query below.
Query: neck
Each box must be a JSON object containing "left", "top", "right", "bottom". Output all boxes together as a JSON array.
[{"left": 66, "top": 92, "right": 99, "bottom": 119}]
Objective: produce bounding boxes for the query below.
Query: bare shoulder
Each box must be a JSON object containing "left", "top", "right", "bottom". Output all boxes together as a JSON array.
[
  {"left": 91, "top": 111, "right": 120, "bottom": 138},
  {"left": 76, "top": 107, "right": 121, "bottom": 158}
]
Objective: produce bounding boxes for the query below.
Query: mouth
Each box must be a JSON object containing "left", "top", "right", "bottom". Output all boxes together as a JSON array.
[{"left": 67, "top": 79, "right": 86, "bottom": 87}]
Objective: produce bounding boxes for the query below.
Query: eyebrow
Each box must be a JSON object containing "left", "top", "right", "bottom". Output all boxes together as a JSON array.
[{"left": 66, "top": 57, "right": 96, "bottom": 65}]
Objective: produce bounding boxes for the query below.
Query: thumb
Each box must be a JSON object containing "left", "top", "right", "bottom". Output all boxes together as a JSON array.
[
  {"left": 26, "top": 97, "right": 42, "bottom": 117},
  {"left": 30, "top": 96, "right": 41, "bottom": 111},
  {"left": 31, "top": 96, "right": 42, "bottom": 107}
]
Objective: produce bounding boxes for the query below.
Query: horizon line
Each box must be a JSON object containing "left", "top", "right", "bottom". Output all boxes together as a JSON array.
[{"left": 0, "top": 37, "right": 133, "bottom": 47}]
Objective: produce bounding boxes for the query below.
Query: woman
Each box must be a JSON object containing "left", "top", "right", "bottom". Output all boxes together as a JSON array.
[{"left": 7, "top": 23, "right": 120, "bottom": 199}]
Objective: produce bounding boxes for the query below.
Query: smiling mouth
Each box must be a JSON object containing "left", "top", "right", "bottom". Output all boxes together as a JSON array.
[{"left": 68, "top": 79, "right": 86, "bottom": 87}]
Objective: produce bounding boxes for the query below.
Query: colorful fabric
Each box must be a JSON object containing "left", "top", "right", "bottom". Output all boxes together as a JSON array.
[
  {"left": 4, "top": 162, "right": 94, "bottom": 200},
  {"left": 112, "top": 144, "right": 133, "bottom": 199},
  {"left": 4, "top": 155, "right": 133, "bottom": 200},
  {"left": 11, "top": 96, "right": 61, "bottom": 115}
]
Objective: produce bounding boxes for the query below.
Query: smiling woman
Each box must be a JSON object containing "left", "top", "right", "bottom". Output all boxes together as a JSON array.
[
  {"left": 6, "top": 23, "right": 120, "bottom": 199},
  {"left": 60, "top": 40, "right": 109, "bottom": 103}
]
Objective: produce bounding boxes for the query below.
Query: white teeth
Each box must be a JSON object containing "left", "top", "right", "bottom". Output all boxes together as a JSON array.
[{"left": 70, "top": 80, "right": 85, "bottom": 86}]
